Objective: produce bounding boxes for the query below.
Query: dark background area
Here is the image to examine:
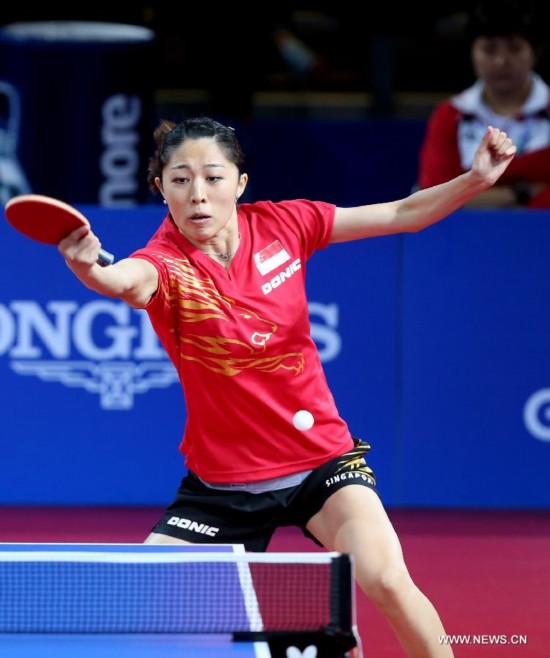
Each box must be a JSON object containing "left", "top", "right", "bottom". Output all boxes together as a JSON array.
[
  {"left": 1, "top": 4, "right": 549, "bottom": 206},
  {"left": 1, "top": 4, "right": 549, "bottom": 121}
]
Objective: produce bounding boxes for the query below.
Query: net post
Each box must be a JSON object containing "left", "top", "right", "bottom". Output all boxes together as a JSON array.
[{"left": 329, "top": 552, "right": 354, "bottom": 634}]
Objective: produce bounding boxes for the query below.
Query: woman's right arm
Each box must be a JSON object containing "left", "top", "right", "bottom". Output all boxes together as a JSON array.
[{"left": 58, "top": 224, "right": 159, "bottom": 308}]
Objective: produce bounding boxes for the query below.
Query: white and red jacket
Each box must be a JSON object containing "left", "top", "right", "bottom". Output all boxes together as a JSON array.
[{"left": 418, "top": 73, "right": 550, "bottom": 207}]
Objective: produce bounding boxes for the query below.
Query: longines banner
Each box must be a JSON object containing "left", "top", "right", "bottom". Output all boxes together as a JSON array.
[{"left": 0, "top": 206, "right": 548, "bottom": 507}]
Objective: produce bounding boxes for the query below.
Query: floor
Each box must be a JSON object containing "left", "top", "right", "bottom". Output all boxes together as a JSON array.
[{"left": 1, "top": 506, "right": 549, "bottom": 657}]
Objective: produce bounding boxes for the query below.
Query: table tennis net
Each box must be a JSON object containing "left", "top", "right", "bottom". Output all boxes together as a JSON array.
[{"left": 0, "top": 547, "right": 355, "bottom": 637}]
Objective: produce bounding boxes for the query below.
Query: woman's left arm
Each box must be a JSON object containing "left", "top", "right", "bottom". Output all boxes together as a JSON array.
[{"left": 331, "top": 126, "right": 516, "bottom": 243}]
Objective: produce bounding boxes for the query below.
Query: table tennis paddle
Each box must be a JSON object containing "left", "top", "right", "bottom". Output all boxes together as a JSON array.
[{"left": 4, "top": 193, "right": 115, "bottom": 266}]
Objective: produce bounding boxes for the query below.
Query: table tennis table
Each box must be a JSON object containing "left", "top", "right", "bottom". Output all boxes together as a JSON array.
[
  {"left": 1, "top": 631, "right": 272, "bottom": 657},
  {"left": 0, "top": 543, "right": 360, "bottom": 658}
]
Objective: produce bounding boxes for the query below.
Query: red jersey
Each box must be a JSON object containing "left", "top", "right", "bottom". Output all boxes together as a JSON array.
[
  {"left": 130, "top": 199, "right": 354, "bottom": 482},
  {"left": 418, "top": 73, "right": 550, "bottom": 208}
]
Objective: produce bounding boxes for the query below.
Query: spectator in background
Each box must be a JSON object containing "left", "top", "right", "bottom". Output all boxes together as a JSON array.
[{"left": 417, "top": 0, "right": 550, "bottom": 208}]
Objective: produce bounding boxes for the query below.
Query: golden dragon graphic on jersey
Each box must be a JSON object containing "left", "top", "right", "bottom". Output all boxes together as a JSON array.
[{"left": 163, "top": 257, "right": 305, "bottom": 376}]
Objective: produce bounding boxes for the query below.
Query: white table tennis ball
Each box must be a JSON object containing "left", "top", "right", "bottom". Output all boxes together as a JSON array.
[{"left": 293, "top": 410, "right": 315, "bottom": 431}]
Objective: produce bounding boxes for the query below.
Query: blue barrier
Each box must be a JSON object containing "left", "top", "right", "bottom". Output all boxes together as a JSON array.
[{"left": 0, "top": 206, "right": 549, "bottom": 508}]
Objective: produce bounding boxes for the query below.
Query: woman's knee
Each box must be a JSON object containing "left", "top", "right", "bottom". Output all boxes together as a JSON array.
[{"left": 359, "top": 561, "right": 415, "bottom": 612}]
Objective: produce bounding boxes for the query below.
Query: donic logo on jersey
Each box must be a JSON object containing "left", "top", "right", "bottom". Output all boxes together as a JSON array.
[{"left": 254, "top": 240, "right": 301, "bottom": 296}]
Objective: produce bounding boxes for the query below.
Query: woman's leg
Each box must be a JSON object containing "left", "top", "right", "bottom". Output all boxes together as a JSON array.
[{"left": 306, "top": 485, "right": 454, "bottom": 658}]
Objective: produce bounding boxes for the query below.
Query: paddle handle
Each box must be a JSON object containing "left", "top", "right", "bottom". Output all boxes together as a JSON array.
[{"left": 98, "top": 248, "right": 115, "bottom": 267}]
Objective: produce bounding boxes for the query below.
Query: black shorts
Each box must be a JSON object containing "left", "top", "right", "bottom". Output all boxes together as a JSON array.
[{"left": 151, "top": 439, "right": 379, "bottom": 552}]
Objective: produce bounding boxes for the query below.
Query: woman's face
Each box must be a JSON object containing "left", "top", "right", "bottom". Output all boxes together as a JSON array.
[
  {"left": 471, "top": 35, "right": 536, "bottom": 96},
  {"left": 157, "top": 137, "right": 247, "bottom": 243}
]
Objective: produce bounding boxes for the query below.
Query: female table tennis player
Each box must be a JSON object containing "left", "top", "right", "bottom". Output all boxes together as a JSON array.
[{"left": 58, "top": 117, "right": 516, "bottom": 657}]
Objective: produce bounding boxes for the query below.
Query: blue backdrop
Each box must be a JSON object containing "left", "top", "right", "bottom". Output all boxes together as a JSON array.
[{"left": 1, "top": 206, "right": 549, "bottom": 508}]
